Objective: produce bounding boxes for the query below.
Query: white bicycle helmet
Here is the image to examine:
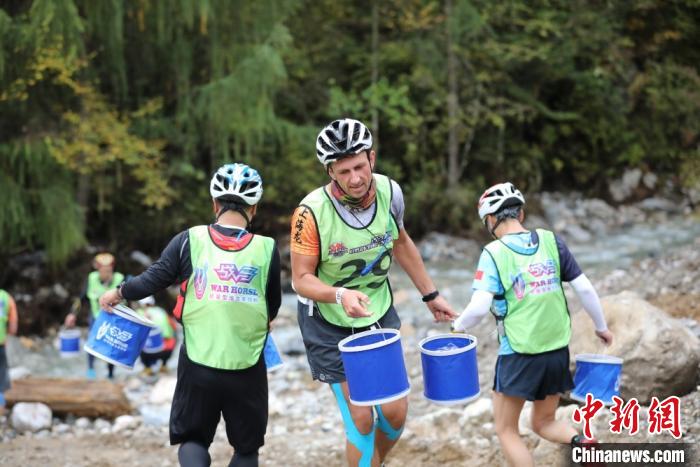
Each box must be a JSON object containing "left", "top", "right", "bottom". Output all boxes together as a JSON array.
[
  {"left": 209, "top": 163, "right": 263, "bottom": 205},
  {"left": 477, "top": 182, "right": 525, "bottom": 222},
  {"left": 316, "top": 118, "right": 373, "bottom": 166}
]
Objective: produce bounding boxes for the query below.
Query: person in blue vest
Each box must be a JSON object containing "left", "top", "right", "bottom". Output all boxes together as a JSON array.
[
  {"left": 98, "top": 163, "right": 281, "bottom": 467},
  {"left": 0, "top": 289, "right": 18, "bottom": 415},
  {"left": 65, "top": 253, "right": 125, "bottom": 380},
  {"left": 290, "top": 118, "right": 458, "bottom": 467},
  {"left": 452, "top": 182, "right": 614, "bottom": 467}
]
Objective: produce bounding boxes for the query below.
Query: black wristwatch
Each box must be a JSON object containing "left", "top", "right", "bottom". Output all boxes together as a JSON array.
[
  {"left": 421, "top": 290, "right": 439, "bottom": 303},
  {"left": 116, "top": 282, "right": 125, "bottom": 300}
]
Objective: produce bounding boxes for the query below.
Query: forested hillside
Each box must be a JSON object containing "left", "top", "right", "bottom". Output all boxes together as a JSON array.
[{"left": 1, "top": 0, "right": 699, "bottom": 266}]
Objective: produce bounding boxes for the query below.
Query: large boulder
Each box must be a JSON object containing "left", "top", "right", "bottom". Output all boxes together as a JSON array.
[
  {"left": 11, "top": 402, "right": 52, "bottom": 433},
  {"left": 569, "top": 291, "right": 700, "bottom": 404}
]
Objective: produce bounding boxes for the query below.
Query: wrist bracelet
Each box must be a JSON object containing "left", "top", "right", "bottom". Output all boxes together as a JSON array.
[
  {"left": 335, "top": 287, "right": 347, "bottom": 305},
  {"left": 421, "top": 290, "right": 439, "bottom": 303}
]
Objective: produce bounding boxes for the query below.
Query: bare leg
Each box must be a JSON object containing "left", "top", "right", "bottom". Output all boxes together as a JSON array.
[
  {"left": 531, "top": 394, "right": 578, "bottom": 443},
  {"left": 375, "top": 396, "right": 408, "bottom": 461},
  {"left": 493, "top": 391, "right": 533, "bottom": 467}
]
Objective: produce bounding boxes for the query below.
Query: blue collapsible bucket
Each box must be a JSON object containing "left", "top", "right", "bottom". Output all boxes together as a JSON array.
[
  {"left": 142, "top": 327, "right": 164, "bottom": 354},
  {"left": 263, "top": 334, "right": 284, "bottom": 372},
  {"left": 338, "top": 328, "right": 410, "bottom": 406},
  {"left": 84, "top": 304, "right": 155, "bottom": 370},
  {"left": 571, "top": 354, "right": 623, "bottom": 405},
  {"left": 419, "top": 334, "right": 480, "bottom": 405},
  {"left": 59, "top": 329, "right": 81, "bottom": 358}
]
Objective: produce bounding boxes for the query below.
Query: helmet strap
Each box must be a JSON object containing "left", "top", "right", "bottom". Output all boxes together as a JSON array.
[
  {"left": 237, "top": 208, "right": 251, "bottom": 227},
  {"left": 488, "top": 216, "right": 505, "bottom": 239},
  {"left": 216, "top": 205, "right": 251, "bottom": 228}
]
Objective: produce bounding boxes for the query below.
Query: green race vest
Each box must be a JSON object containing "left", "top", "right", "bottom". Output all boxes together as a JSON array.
[
  {"left": 138, "top": 306, "right": 174, "bottom": 339},
  {"left": 87, "top": 271, "right": 125, "bottom": 318},
  {"left": 182, "top": 225, "right": 274, "bottom": 370},
  {"left": 300, "top": 174, "right": 399, "bottom": 328},
  {"left": 0, "top": 289, "right": 9, "bottom": 345},
  {"left": 485, "top": 229, "right": 571, "bottom": 354}
]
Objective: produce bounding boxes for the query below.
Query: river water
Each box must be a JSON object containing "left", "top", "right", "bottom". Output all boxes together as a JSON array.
[
  {"left": 393, "top": 216, "right": 700, "bottom": 312},
  {"left": 7, "top": 215, "right": 700, "bottom": 382}
]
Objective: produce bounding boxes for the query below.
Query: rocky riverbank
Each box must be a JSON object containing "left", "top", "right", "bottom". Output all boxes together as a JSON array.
[
  {"left": 1, "top": 192, "right": 699, "bottom": 466},
  {"left": 2, "top": 239, "right": 700, "bottom": 466}
]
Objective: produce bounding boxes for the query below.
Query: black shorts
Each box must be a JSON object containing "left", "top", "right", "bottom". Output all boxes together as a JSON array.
[
  {"left": 493, "top": 346, "right": 574, "bottom": 401},
  {"left": 169, "top": 345, "right": 267, "bottom": 453},
  {"left": 297, "top": 301, "right": 401, "bottom": 384},
  {"left": 140, "top": 350, "right": 173, "bottom": 367}
]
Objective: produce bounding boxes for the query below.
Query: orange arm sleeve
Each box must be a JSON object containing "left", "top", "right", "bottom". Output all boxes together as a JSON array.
[
  {"left": 290, "top": 206, "right": 320, "bottom": 256},
  {"left": 7, "top": 295, "right": 18, "bottom": 335}
]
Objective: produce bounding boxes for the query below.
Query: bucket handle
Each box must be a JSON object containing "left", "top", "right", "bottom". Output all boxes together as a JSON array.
[{"left": 352, "top": 321, "right": 387, "bottom": 341}]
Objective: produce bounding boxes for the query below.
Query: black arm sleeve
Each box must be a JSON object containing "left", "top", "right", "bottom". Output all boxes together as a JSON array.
[
  {"left": 266, "top": 244, "right": 282, "bottom": 322},
  {"left": 121, "top": 230, "right": 192, "bottom": 301}
]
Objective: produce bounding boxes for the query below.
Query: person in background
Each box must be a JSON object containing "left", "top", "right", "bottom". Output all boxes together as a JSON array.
[
  {"left": 0, "top": 288, "right": 18, "bottom": 415},
  {"left": 65, "top": 253, "right": 124, "bottom": 380},
  {"left": 134, "top": 296, "right": 178, "bottom": 376},
  {"left": 99, "top": 163, "right": 281, "bottom": 467},
  {"left": 291, "top": 118, "right": 457, "bottom": 467},
  {"left": 452, "top": 182, "right": 614, "bottom": 467}
]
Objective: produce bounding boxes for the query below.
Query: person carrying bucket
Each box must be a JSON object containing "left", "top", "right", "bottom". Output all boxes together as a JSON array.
[
  {"left": 65, "top": 252, "right": 125, "bottom": 380},
  {"left": 291, "top": 118, "right": 457, "bottom": 467},
  {"left": 133, "top": 296, "right": 177, "bottom": 376},
  {"left": 99, "top": 163, "right": 281, "bottom": 467},
  {"left": 452, "top": 182, "right": 614, "bottom": 467},
  {"left": 0, "top": 288, "right": 18, "bottom": 416}
]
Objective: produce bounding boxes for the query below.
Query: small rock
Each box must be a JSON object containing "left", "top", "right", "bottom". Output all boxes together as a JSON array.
[
  {"left": 126, "top": 377, "right": 144, "bottom": 391},
  {"left": 113, "top": 415, "right": 139, "bottom": 432},
  {"left": 52, "top": 283, "right": 70, "bottom": 300},
  {"left": 18, "top": 336, "right": 36, "bottom": 350},
  {"left": 52, "top": 423, "right": 71, "bottom": 434},
  {"left": 9, "top": 366, "right": 32, "bottom": 380},
  {"left": 75, "top": 417, "right": 91, "bottom": 429},
  {"left": 94, "top": 418, "right": 111, "bottom": 430},
  {"left": 459, "top": 397, "right": 492, "bottom": 423},
  {"left": 474, "top": 437, "right": 490, "bottom": 449}
]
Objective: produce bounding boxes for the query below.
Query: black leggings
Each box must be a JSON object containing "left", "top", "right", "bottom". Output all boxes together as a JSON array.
[
  {"left": 178, "top": 441, "right": 259, "bottom": 467},
  {"left": 140, "top": 350, "right": 173, "bottom": 368},
  {"left": 87, "top": 352, "right": 114, "bottom": 377}
]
